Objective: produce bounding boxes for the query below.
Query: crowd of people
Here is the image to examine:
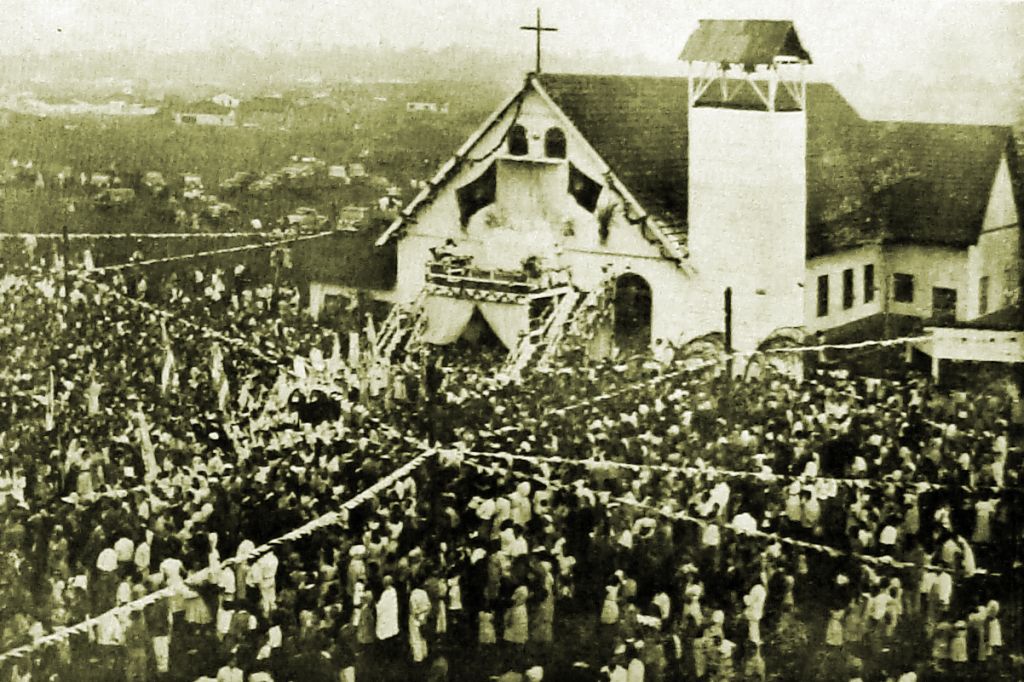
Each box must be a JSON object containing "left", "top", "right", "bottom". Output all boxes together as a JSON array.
[{"left": 0, "top": 241, "right": 1022, "bottom": 681}]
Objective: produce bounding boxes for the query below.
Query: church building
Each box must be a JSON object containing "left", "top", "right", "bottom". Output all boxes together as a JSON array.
[{"left": 367, "top": 19, "right": 1022, "bottom": 368}]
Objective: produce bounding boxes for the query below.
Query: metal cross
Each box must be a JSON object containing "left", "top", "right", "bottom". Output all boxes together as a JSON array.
[{"left": 520, "top": 8, "right": 558, "bottom": 74}]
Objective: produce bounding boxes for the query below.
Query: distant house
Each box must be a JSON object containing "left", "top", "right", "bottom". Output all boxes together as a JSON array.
[
  {"left": 94, "top": 187, "right": 136, "bottom": 208},
  {"left": 347, "top": 163, "right": 367, "bottom": 179},
  {"left": 212, "top": 93, "right": 240, "bottom": 109},
  {"left": 89, "top": 172, "right": 112, "bottom": 188},
  {"left": 406, "top": 101, "right": 449, "bottom": 114},
  {"left": 174, "top": 101, "right": 236, "bottom": 127},
  {"left": 339, "top": 205, "right": 370, "bottom": 229},
  {"left": 238, "top": 97, "right": 293, "bottom": 129}
]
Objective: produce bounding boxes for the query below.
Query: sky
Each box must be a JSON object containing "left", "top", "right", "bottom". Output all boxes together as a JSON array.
[{"left": 2, "top": 0, "right": 1021, "bottom": 78}]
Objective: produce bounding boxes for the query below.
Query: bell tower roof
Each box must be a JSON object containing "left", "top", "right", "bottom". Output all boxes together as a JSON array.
[{"left": 679, "top": 19, "right": 811, "bottom": 68}]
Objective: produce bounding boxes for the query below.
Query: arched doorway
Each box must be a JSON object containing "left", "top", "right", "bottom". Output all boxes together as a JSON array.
[{"left": 613, "top": 273, "right": 652, "bottom": 353}]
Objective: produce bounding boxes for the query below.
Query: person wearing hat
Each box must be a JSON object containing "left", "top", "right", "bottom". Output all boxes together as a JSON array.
[
  {"left": 626, "top": 640, "right": 645, "bottom": 682},
  {"left": 603, "top": 643, "right": 629, "bottom": 682}
]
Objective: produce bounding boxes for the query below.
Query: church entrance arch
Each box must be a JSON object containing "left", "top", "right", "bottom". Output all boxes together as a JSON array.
[{"left": 613, "top": 272, "right": 652, "bottom": 353}]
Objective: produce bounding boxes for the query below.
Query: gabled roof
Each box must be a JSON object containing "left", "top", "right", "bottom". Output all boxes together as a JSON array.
[
  {"left": 536, "top": 73, "right": 1018, "bottom": 258},
  {"left": 679, "top": 19, "right": 811, "bottom": 66},
  {"left": 379, "top": 71, "right": 1018, "bottom": 261},
  {"left": 179, "top": 100, "right": 233, "bottom": 115},
  {"left": 537, "top": 74, "right": 689, "bottom": 234}
]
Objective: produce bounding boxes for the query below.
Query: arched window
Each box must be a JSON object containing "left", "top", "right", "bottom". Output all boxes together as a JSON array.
[
  {"left": 544, "top": 127, "right": 566, "bottom": 158},
  {"left": 507, "top": 124, "right": 528, "bottom": 156}
]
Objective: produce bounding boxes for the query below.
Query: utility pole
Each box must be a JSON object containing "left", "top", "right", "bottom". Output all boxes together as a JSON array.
[
  {"left": 724, "top": 287, "right": 733, "bottom": 382},
  {"left": 61, "top": 222, "right": 70, "bottom": 305}
]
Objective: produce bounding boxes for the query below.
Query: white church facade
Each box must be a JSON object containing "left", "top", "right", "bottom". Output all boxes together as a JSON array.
[{"left": 361, "top": 19, "right": 1020, "bottom": 367}]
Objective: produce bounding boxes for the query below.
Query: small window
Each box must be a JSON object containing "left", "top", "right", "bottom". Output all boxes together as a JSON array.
[
  {"left": 507, "top": 124, "right": 528, "bottom": 156},
  {"left": 816, "top": 274, "right": 829, "bottom": 317},
  {"left": 932, "top": 287, "right": 957, "bottom": 324},
  {"left": 842, "top": 268, "right": 854, "bottom": 309},
  {"left": 544, "top": 127, "right": 566, "bottom": 158},
  {"left": 979, "top": 276, "right": 990, "bottom": 315},
  {"left": 893, "top": 273, "right": 914, "bottom": 303},
  {"left": 864, "top": 264, "right": 875, "bottom": 303}
]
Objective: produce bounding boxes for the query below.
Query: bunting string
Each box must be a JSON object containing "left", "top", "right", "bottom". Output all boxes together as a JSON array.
[
  {"left": 460, "top": 454, "right": 999, "bottom": 578},
  {"left": 70, "top": 230, "right": 333, "bottom": 275},
  {"left": 3, "top": 231, "right": 278, "bottom": 240}
]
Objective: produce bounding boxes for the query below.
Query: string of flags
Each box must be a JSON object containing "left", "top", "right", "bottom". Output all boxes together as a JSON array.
[
  {"left": 460, "top": 454, "right": 999, "bottom": 578},
  {"left": 0, "top": 450, "right": 435, "bottom": 664},
  {"left": 71, "top": 230, "right": 334, "bottom": 275},
  {"left": 3, "top": 231, "right": 276, "bottom": 240},
  {"left": 465, "top": 445, "right": 1014, "bottom": 499}
]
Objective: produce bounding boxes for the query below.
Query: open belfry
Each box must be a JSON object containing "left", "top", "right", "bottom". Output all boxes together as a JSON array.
[{"left": 372, "top": 19, "right": 1020, "bottom": 372}]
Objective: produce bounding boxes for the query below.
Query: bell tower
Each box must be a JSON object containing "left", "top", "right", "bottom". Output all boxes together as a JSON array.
[{"left": 681, "top": 20, "right": 811, "bottom": 353}]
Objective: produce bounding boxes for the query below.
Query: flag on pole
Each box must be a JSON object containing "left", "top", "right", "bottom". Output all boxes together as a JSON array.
[
  {"left": 44, "top": 369, "right": 55, "bottom": 431},
  {"left": 348, "top": 332, "right": 361, "bottom": 368},
  {"left": 161, "top": 347, "right": 176, "bottom": 394},
  {"left": 364, "top": 314, "right": 377, "bottom": 350},
  {"left": 217, "top": 374, "right": 230, "bottom": 413},
  {"left": 135, "top": 410, "right": 158, "bottom": 481},
  {"left": 328, "top": 333, "right": 343, "bottom": 375},
  {"left": 210, "top": 342, "right": 224, "bottom": 386}
]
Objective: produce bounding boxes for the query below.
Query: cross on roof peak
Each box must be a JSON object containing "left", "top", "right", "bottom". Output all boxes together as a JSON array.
[{"left": 520, "top": 8, "right": 558, "bottom": 75}]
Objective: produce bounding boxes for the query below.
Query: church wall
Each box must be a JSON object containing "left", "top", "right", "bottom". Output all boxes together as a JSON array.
[
  {"left": 804, "top": 245, "right": 884, "bottom": 333},
  {"left": 392, "top": 85, "right": 690, "bottom": 340},
  {"left": 687, "top": 106, "right": 807, "bottom": 351}
]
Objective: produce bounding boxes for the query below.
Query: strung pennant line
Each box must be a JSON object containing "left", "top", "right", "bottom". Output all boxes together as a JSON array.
[
  {"left": 752, "top": 333, "right": 929, "bottom": 357},
  {"left": 461, "top": 454, "right": 998, "bottom": 578},
  {"left": 70, "top": 230, "right": 333, "bottom": 275},
  {"left": 464, "top": 447, "right": 1013, "bottom": 498},
  {"left": 4, "top": 231, "right": 274, "bottom": 240},
  {"left": 0, "top": 450, "right": 435, "bottom": 664}
]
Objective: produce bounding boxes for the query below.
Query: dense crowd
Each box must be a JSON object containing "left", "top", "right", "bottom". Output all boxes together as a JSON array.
[{"left": 0, "top": 244, "right": 1022, "bottom": 681}]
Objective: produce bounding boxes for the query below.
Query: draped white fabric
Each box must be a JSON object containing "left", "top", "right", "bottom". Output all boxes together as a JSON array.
[
  {"left": 478, "top": 302, "right": 530, "bottom": 351},
  {"left": 420, "top": 296, "right": 476, "bottom": 345}
]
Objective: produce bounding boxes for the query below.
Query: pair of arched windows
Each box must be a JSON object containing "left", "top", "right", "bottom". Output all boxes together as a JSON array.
[{"left": 507, "top": 125, "right": 566, "bottom": 159}]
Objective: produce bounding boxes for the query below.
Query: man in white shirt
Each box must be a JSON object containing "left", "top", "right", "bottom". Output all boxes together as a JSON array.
[{"left": 376, "top": 576, "right": 400, "bottom": 650}]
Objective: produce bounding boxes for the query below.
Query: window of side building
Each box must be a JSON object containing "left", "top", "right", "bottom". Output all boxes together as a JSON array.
[
  {"left": 979, "top": 276, "right": 990, "bottom": 315},
  {"left": 893, "top": 273, "right": 914, "bottom": 303},
  {"left": 842, "top": 268, "right": 854, "bottom": 309},
  {"left": 817, "top": 274, "right": 829, "bottom": 317},
  {"left": 863, "top": 264, "right": 875, "bottom": 303}
]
